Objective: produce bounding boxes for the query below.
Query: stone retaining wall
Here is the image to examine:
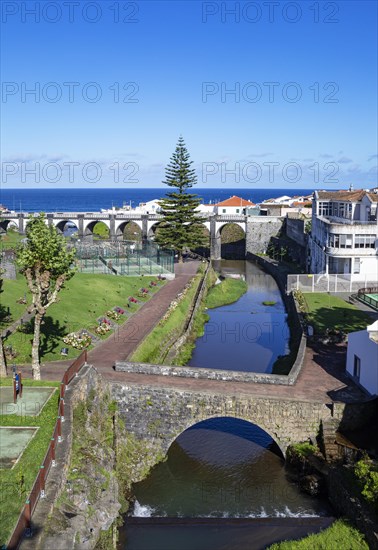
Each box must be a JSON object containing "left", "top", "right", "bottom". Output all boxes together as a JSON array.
[
  {"left": 245, "top": 218, "right": 284, "bottom": 254},
  {"left": 115, "top": 357, "right": 304, "bottom": 385},
  {"left": 246, "top": 252, "right": 306, "bottom": 373}
]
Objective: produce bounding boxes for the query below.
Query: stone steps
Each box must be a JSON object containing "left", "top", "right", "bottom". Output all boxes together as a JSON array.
[{"left": 322, "top": 419, "right": 341, "bottom": 461}]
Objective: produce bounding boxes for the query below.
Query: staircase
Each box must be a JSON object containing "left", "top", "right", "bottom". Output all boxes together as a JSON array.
[
  {"left": 321, "top": 419, "right": 341, "bottom": 461},
  {"left": 98, "top": 256, "right": 118, "bottom": 275}
]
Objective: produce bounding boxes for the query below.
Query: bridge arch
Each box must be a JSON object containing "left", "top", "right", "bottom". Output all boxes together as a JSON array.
[
  {"left": 165, "top": 416, "right": 285, "bottom": 461},
  {"left": 0, "top": 219, "right": 19, "bottom": 233},
  {"left": 115, "top": 220, "right": 143, "bottom": 241},
  {"left": 147, "top": 221, "right": 162, "bottom": 240},
  {"left": 216, "top": 222, "right": 246, "bottom": 259},
  {"left": 111, "top": 383, "right": 327, "bottom": 481},
  {"left": 53, "top": 219, "right": 79, "bottom": 234},
  {"left": 83, "top": 219, "right": 111, "bottom": 236},
  {"left": 215, "top": 221, "right": 246, "bottom": 235}
]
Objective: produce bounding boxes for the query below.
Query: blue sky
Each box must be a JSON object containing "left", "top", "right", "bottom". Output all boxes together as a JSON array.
[{"left": 1, "top": 0, "right": 377, "bottom": 189}]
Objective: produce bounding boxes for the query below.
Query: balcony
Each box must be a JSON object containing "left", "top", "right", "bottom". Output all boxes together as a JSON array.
[
  {"left": 318, "top": 215, "right": 377, "bottom": 226},
  {"left": 326, "top": 246, "right": 378, "bottom": 256}
]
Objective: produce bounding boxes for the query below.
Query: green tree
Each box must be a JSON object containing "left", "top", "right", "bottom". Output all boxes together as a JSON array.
[
  {"left": 17, "top": 214, "right": 76, "bottom": 379},
  {"left": 155, "top": 136, "right": 206, "bottom": 262}
]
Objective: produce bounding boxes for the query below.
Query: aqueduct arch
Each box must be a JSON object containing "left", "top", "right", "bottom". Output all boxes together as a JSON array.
[
  {"left": 54, "top": 219, "right": 79, "bottom": 234},
  {"left": 83, "top": 219, "right": 111, "bottom": 237},
  {"left": 0, "top": 219, "right": 19, "bottom": 233},
  {"left": 217, "top": 222, "right": 246, "bottom": 259},
  {"left": 115, "top": 221, "right": 143, "bottom": 241}
]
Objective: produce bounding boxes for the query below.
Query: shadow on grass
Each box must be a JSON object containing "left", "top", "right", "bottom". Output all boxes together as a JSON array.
[
  {"left": 40, "top": 317, "right": 67, "bottom": 358},
  {"left": 18, "top": 316, "right": 67, "bottom": 360},
  {"left": 307, "top": 305, "right": 372, "bottom": 334}
]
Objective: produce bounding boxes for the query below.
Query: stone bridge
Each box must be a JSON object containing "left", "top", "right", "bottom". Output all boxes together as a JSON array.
[
  {"left": 0, "top": 211, "right": 283, "bottom": 259},
  {"left": 108, "top": 364, "right": 373, "bottom": 474},
  {"left": 111, "top": 381, "right": 333, "bottom": 461}
]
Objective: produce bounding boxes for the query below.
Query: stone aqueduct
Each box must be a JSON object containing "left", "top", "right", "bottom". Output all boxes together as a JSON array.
[{"left": 0, "top": 211, "right": 283, "bottom": 259}]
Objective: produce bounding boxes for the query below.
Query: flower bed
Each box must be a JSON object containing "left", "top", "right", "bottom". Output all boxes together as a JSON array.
[
  {"left": 128, "top": 296, "right": 138, "bottom": 304},
  {"left": 95, "top": 323, "right": 111, "bottom": 335},
  {"left": 106, "top": 309, "right": 122, "bottom": 321},
  {"left": 63, "top": 332, "right": 92, "bottom": 350}
]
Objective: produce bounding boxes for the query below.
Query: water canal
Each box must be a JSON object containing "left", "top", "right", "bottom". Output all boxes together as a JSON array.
[
  {"left": 189, "top": 260, "right": 290, "bottom": 373},
  {"left": 119, "top": 261, "right": 331, "bottom": 549}
]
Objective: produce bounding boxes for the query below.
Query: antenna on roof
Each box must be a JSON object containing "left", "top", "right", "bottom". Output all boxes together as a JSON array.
[{"left": 349, "top": 183, "right": 354, "bottom": 192}]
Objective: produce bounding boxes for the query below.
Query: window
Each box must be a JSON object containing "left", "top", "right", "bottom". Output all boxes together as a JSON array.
[
  {"left": 236, "top": 209, "right": 240, "bottom": 213},
  {"left": 328, "top": 234, "right": 352, "bottom": 248},
  {"left": 353, "top": 258, "right": 361, "bottom": 274},
  {"left": 222, "top": 209, "right": 226, "bottom": 213},
  {"left": 355, "top": 235, "right": 376, "bottom": 248},
  {"left": 318, "top": 202, "right": 331, "bottom": 216},
  {"left": 353, "top": 355, "right": 361, "bottom": 379},
  {"left": 339, "top": 234, "right": 352, "bottom": 248},
  {"left": 328, "top": 234, "right": 339, "bottom": 247}
]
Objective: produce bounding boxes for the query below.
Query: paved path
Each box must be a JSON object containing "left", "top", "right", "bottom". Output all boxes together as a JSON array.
[{"left": 16, "top": 259, "right": 368, "bottom": 405}]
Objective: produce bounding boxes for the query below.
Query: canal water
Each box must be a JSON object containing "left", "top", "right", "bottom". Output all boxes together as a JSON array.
[
  {"left": 189, "top": 260, "right": 290, "bottom": 373},
  {"left": 120, "top": 419, "right": 331, "bottom": 549},
  {"left": 119, "top": 261, "right": 331, "bottom": 549}
]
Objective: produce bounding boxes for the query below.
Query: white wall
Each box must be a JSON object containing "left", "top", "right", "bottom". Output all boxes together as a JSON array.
[
  {"left": 215, "top": 205, "right": 247, "bottom": 215},
  {"left": 346, "top": 330, "right": 378, "bottom": 396}
]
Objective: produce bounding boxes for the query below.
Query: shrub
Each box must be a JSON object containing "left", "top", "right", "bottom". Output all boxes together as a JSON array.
[{"left": 354, "top": 458, "right": 378, "bottom": 508}]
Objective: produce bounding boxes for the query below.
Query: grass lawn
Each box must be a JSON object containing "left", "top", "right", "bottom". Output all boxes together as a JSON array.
[
  {"left": 304, "top": 293, "right": 373, "bottom": 334},
  {"left": 206, "top": 278, "right": 247, "bottom": 309},
  {"left": 0, "top": 230, "right": 24, "bottom": 250},
  {"left": 1, "top": 274, "right": 31, "bottom": 328},
  {"left": 0, "top": 377, "right": 60, "bottom": 547},
  {"left": 3, "top": 273, "right": 165, "bottom": 364},
  {"left": 268, "top": 519, "right": 368, "bottom": 549}
]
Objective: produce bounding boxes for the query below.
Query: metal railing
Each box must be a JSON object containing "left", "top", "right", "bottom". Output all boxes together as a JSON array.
[
  {"left": 287, "top": 273, "right": 378, "bottom": 294},
  {"left": 6, "top": 349, "right": 88, "bottom": 550}
]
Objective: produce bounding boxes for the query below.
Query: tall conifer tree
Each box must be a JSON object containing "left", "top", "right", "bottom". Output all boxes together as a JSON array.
[{"left": 155, "top": 137, "right": 206, "bottom": 262}]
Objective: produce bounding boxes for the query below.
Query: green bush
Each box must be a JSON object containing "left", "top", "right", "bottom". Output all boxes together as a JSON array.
[
  {"left": 290, "top": 442, "right": 317, "bottom": 458},
  {"left": 354, "top": 458, "right": 378, "bottom": 508},
  {"left": 268, "top": 519, "right": 368, "bottom": 549}
]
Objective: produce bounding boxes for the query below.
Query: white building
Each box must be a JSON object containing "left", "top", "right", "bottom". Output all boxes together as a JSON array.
[
  {"left": 135, "top": 199, "right": 162, "bottom": 214},
  {"left": 346, "top": 321, "right": 378, "bottom": 396},
  {"left": 309, "top": 189, "right": 378, "bottom": 278}
]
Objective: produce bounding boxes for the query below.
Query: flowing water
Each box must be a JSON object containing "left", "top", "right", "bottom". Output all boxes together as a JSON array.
[
  {"left": 189, "top": 260, "right": 289, "bottom": 373},
  {"left": 118, "top": 261, "right": 331, "bottom": 549},
  {"left": 120, "top": 419, "right": 331, "bottom": 549}
]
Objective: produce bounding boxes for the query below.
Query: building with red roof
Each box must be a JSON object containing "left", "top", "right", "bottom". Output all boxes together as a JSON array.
[{"left": 214, "top": 195, "right": 255, "bottom": 215}]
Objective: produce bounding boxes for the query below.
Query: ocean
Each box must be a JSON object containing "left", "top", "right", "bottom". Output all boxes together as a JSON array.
[{"left": 0, "top": 188, "right": 314, "bottom": 213}]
